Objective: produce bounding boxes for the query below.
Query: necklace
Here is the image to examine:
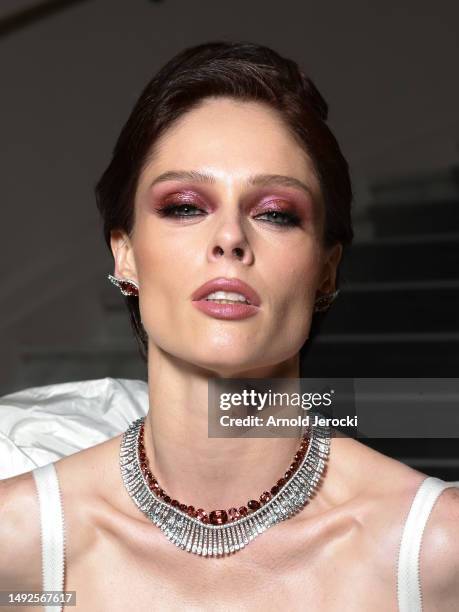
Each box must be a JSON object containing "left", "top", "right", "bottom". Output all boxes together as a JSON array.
[{"left": 120, "top": 415, "right": 331, "bottom": 557}]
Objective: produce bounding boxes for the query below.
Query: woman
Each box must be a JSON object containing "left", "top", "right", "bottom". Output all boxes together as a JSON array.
[{"left": 1, "top": 41, "right": 458, "bottom": 611}]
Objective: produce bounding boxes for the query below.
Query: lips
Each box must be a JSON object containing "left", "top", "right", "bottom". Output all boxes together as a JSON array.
[{"left": 191, "top": 277, "right": 261, "bottom": 307}]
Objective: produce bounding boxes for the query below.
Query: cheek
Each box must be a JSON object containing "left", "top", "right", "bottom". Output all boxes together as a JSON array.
[
  {"left": 135, "top": 229, "right": 173, "bottom": 270},
  {"left": 268, "top": 246, "right": 321, "bottom": 312},
  {"left": 133, "top": 221, "right": 192, "bottom": 285},
  {"left": 131, "top": 238, "right": 187, "bottom": 330}
]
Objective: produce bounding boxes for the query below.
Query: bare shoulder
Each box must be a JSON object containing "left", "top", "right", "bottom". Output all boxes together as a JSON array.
[
  {"left": 323, "top": 440, "right": 427, "bottom": 552},
  {"left": 418, "top": 481, "right": 459, "bottom": 611},
  {"left": 325, "top": 434, "right": 429, "bottom": 510},
  {"left": 0, "top": 470, "right": 42, "bottom": 590},
  {"left": 0, "top": 436, "right": 123, "bottom": 595},
  {"left": 327, "top": 437, "right": 459, "bottom": 608},
  {"left": 51, "top": 433, "right": 129, "bottom": 558}
]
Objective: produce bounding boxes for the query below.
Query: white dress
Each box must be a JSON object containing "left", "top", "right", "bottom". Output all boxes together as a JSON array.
[{"left": 1, "top": 378, "right": 458, "bottom": 612}]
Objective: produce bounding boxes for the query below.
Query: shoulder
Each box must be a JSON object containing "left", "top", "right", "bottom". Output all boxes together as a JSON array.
[
  {"left": 418, "top": 482, "right": 459, "bottom": 610},
  {"left": 322, "top": 437, "right": 459, "bottom": 605},
  {"left": 325, "top": 438, "right": 435, "bottom": 555},
  {"left": 0, "top": 470, "right": 42, "bottom": 590}
]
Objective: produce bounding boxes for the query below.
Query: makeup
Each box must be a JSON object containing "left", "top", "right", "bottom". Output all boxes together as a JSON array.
[
  {"left": 191, "top": 277, "right": 261, "bottom": 321},
  {"left": 192, "top": 300, "right": 259, "bottom": 320}
]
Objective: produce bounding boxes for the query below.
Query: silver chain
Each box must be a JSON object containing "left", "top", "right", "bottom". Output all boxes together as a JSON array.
[{"left": 120, "top": 416, "right": 331, "bottom": 557}]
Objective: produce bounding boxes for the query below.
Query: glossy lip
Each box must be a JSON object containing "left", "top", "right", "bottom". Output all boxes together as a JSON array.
[
  {"left": 191, "top": 277, "right": 262, "bottom": 307},
  {"left": 191, "top": 300, "right": 259, "bottom": 320}
]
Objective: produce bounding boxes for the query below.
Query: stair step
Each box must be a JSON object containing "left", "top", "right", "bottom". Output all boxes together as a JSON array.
[
  {"left": 369, "top": 199, "right": 459, "bottom": 237},
  {"left": 370, "top": 166, "right": 459, "bottom": 205},
  {"left": 341, "top": 235, "right": 459, "bottom": 283},
  {"left": 320, "top": 284, "right": 459, "bottom": 334},
  {"left": 301, "top": 337, "right": 459, "bottom": 377},
  {"left": 360, "top": 439, "right": 459, "bottom": 479},
  {"left": 316, "top": 331, "right": 459, "bottom": 342}
]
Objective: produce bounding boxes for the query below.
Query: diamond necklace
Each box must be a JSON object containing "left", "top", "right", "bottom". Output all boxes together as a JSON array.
[{"left": 120, "top": 415, "right": 331, "bottom": 557}]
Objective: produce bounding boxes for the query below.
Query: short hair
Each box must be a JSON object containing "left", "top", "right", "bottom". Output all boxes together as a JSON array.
[{"left": 95, "top": 40, "right": 354, "bottom": 362}]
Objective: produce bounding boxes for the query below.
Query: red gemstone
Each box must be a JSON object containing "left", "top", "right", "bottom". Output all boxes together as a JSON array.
[
  {"left": 238, "top": 506, "right": 248, "bottom": 516},
  {"left": 260, "top": 491, "right": 271, "bottom": 503},
  {"left": 163, "top": 495, "right": 171, "bottom": 503},
  {"left": 187, "top": 505, "right": 197, "bottom": 517},
  {"left": 171, "top": 499, "right": 179, "bottom": 507},
  {"left": 209, "top": 510, "right": 228, "bottom": 525},
  {"left": 247, "top": 499, "right": 261, "bottom": 510},
  {"left": 270, "top": 484, "right": 280, "bottom": 495},
  {"left": 228, "top": 507, "right": 240, "bottom": 521},
  {"left": 196, "top": 509, "right": 210, "bottom": 524},
  {"left": 179, "top": 503, "right": 188, "bottom": 512},
  {"left": 277, "top": 477, "right": 286, "bottom": 487},
  {"left": 284, "top": 469, "right": 293, "bottom": 479}
]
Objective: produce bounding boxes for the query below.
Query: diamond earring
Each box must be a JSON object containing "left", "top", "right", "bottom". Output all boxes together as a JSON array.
[
  {"left": 107, "top": 273, "right": 139, "bottom": 297},
  {"left": 314, "top": 289, "right": 340, "bottom": 313}
]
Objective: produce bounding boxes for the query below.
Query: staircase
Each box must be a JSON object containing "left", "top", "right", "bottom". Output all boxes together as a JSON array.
[{"left": 301, "top": 167, "right": 459, "bottom": 479}]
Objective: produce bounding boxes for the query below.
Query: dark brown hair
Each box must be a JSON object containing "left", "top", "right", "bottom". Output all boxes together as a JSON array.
[{"left": 95, "top": 40, "right": 354, "bottom": 362}]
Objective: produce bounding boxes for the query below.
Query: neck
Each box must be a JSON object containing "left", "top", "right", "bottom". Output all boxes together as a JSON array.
[{"left": 143, "top": 346, "right": 305, "bottom": 512}]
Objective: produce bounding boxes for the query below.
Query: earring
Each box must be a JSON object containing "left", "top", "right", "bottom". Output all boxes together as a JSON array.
[
  {"left": 314, "top": 289, "right": 340, "bottom": 313},
  {"left": 107, "top": 273, "right": 139, "bottom": 297}
]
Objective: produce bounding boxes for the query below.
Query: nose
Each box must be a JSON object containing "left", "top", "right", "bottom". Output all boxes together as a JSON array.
[{"left": 207, "top": 215, "right": 254, "bottom": 265}]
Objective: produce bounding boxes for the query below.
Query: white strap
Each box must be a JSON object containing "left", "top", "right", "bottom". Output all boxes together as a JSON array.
[
  {"left": 32, "top": 463, "right": 65, "bottom": 612},
  {"left": 397, "top": 476, "right": 459, "bottom": 612}
]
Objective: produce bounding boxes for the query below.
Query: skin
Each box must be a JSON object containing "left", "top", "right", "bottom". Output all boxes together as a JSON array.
[{"left": 1, "top": 97, "right": 458, "bottom": 611}]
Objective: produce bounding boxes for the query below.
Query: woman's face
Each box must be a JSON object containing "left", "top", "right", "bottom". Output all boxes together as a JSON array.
[{"left": 112, "top": 96, "right": 341, "bottom": 376}]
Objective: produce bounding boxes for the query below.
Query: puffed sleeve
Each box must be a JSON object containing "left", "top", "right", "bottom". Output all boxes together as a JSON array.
[{"left": 0, "top": 377, "right": 148, "bottom": 479}]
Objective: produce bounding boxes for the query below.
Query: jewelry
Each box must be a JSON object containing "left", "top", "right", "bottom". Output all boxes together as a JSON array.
[
  {"left": 120, "top": 415, "right": 331, "bottom": 557},
  {"left": 107, "top": 273, "right": 139, "bottom": 296},
  {"left": 137, "top": 420, "right": 310, "bottom": 522},
  {"left": 314, "top": 289, "right": 340, "bottom": 312}
]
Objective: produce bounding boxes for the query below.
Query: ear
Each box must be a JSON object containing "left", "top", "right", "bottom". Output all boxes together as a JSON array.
[
  {"left": 317, "top": 243, "right": 343, "bottom": 294},
  {"left": 110, "top": 229, "right": 139, "bottom": 283}
]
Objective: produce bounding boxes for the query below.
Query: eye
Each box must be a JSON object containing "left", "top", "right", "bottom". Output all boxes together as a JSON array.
[
  {"left": 156, "top": 203, "right": 205, "bottom": 218},
  {"left": 254, "top": 210, "right": 301, "bottom": 227},
  {"left": 155, "top": 202, "right": 301, "bottom": 227}
]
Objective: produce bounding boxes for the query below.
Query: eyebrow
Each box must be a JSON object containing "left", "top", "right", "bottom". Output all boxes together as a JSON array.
[{"left": 149, "top": 170, "right": 314, "bottom": 198}]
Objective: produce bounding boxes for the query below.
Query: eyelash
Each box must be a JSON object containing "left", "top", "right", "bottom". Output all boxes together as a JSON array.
[{"left": 156, "top": 203, "right": 301, "bottom": 227}]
